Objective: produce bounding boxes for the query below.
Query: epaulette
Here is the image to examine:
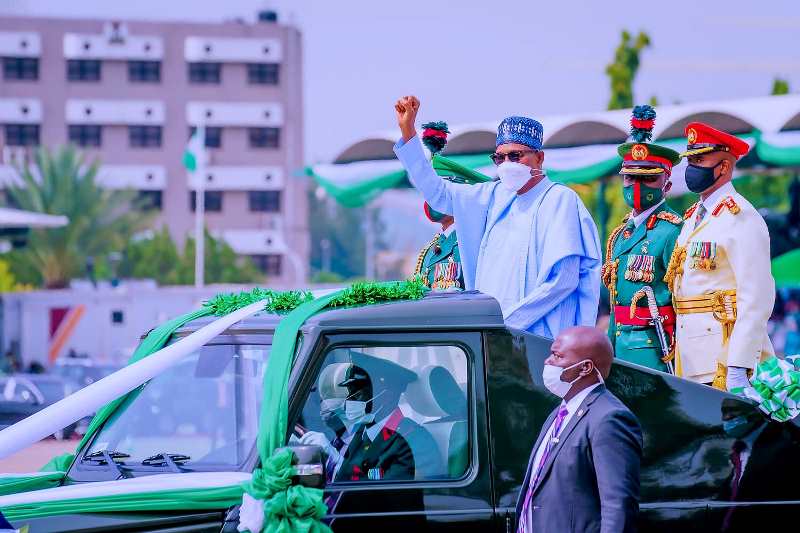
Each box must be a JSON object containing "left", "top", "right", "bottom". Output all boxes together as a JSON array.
[
  {"left": 656, "top": 211, "right": 683, "bottom": 225},
  {"left": 712, "top": 196, "right": 741, "bottom": 217},
  {"left": 683, "top": 201, "right": 701, "bottom": 220}
]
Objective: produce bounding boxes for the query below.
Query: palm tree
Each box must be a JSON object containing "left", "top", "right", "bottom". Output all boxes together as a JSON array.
[{"left": 5, "top": 146, "right": 154, "bottom": 288}]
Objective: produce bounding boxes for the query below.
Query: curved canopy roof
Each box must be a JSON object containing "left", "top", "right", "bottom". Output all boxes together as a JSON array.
[{"left": 309, "top": 95, "right": 800, "bottom": 207}]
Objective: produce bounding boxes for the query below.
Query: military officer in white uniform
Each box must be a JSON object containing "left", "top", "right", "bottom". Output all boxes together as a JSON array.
[{"left": 665, "top": 122, "right": 775, "bottom": 391}]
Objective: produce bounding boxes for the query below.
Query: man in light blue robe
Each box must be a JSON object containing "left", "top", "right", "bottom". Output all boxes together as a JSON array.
[{"left": 393, "top": 96, "right": 601, "bottom": 338}]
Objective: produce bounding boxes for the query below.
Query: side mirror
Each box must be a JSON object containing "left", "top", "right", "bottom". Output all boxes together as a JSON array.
[{"left": 278, "top": 444, "right": 326, "bottom": 490}]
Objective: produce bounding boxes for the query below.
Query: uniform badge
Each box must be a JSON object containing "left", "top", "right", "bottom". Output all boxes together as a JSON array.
[
  {"left": 624, "top": 254, "right": 655, "bottom": 283},
  {"left": 688, "top": 241, "right": 717, "bottom": 270},
  {"left": 631, "top": 144, "right": 649, "bottom": 160},
  {"left": 687, "top": 128, "right": 697, "bottom": 144},
  {"left": 367, "top": 467, "right": 384, "bottom": 481},
  {"left": 640, "top": 240, "right": 650, "bottom": 255}
]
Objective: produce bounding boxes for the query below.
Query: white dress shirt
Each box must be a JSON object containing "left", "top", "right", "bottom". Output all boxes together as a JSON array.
[
  {"left": 631, "top": 200, "right": 665, "bottom": 227},
  {"left": 697, "top": 182, "right": 736, "bottom": 222},
  {"left": 530, "top": 382, "right": 602, "bottom": 481}
]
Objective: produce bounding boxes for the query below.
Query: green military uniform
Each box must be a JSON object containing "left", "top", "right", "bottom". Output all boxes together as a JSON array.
[
  {"left": 601, "top": 104, "right": 684, "bottom": 372},
  {"left": 604, "top": 205, "right": 683, "bottom": 371},
  {"left": 413, "top": 229, "right": 463, "bottom": 290}
]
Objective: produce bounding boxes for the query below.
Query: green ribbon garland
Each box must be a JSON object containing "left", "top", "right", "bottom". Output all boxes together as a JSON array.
[
  {"left": 1, "top": 280, "right": 426, "bottom": 530},
  {"left": 733, "top": 356, "right": 800, "bottom": 422}
]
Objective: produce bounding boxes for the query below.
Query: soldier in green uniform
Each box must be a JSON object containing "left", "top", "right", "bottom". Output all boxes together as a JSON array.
[
  {"left": 412, "top": 121, "right": 491, "bottom": 290},
  {"left": 601, "top": 105, "right": 684, "bottom": 372}
]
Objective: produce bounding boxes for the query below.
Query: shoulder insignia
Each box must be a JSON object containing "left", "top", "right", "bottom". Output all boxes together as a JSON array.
[
  {"left": 683, "top": 201, "right": 700, "bottom": 220},
  {"left": 656, "top": 211, "right": 683, "bottom": 225},
  {"left": 712, "top": 196, "right": 741, "bottom": 217}
]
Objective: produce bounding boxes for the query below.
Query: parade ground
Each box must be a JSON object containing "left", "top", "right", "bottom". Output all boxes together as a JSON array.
[{"left": 0, "top": 440, "right": 74, "bottom": 473}]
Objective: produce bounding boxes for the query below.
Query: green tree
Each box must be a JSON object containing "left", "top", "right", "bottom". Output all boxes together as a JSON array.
[
  {"left": 119, "top": 226, "right": 263, "bottom": 285},
  {"left": 4, "top": 146, "right": 153, "bottom": 288},
  {"left": 772, "top": 77, "right": 790, "bottom": 95},
  {"left": 308, "top": 190, "right": 386, "bottom": 280},
  {"left": 605, "top": 30, "right": 651, "bottom": 110}
]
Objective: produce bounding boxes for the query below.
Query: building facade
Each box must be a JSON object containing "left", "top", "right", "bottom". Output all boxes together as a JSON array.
[{"left": 0, "top": 14, "right": 307, "bottom": 285}]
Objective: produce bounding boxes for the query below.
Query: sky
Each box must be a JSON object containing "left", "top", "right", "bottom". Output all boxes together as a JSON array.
[{"left": 2, "top": 0, "right": 799, "bottom": 163}]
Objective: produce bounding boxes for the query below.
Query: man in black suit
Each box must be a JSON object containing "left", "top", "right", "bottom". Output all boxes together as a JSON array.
[{"left": 516, "top": 326, "right": 643, "bottom": 533}]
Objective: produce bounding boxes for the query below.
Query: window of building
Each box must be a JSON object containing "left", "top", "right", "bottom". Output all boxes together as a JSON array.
[
  {"left": 248, "top": 190, "right": 281, "bottom": 212},
  {"left": 250, "top": 254, "right": 282, "bottom": 276},
  {"left": 247, "top": 63, "right": 279, "bottom": 85},
  {"left": 67, "top": 59, "right": 101, "bottom": 81},
  {"left": 189, "top": 191, "right": 223, "bottom": 212},
  {"left": 4, "top": 124, "right": 40, "bottom": 146},
  {"left": 111, "top": 310, "right": 124, "bottom": 325},
  {"left": 248, "top": 127, "right": 280, "bottom": 149},
  {"left": 128, "top": 125, "right": 162, "bottom": 148},
  {"left": 128, "top": 60, "right": 161, "bottom": 83},
  {"left": 188, "top": 62, "right": 221, "bottom": 84},
  {"left": 295, "top": 342, "right": 470, "bottom": 482},
  {"left": 136, "top": 190, "right": 163, "bottom": 211},
  {"left": 2, "top": 57, "right": 38, "bottom": 81},
  {"left": 188, "top": 126, "right": 222, "bottom": 148},
  {"left": 68, "top": 125, "right": 102, "bottom": 148}
]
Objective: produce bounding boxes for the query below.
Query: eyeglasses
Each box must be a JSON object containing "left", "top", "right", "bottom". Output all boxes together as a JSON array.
[{"left": 490, "top": 149, "right": 537, "bottom": 165}]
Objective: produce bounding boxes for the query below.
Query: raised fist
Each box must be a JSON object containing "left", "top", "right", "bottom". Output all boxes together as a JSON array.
[{"left": 394, "top": 95, "right": 420, "bottom": 142}]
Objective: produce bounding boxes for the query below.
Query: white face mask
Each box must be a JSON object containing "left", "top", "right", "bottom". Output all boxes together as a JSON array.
[
  {"left": 320, "top": 398, "right": 345, "bottom": 418},
  {"left": 542, "top": 359, "right": 603, "bottom": 398},
  {"left": 497, "top": 161, "right": 540, "bottom": 192}
]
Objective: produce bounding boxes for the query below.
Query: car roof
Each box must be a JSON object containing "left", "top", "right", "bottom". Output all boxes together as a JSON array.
[{"left": 174, "top": 290, "right": 505, "bottom": 336}]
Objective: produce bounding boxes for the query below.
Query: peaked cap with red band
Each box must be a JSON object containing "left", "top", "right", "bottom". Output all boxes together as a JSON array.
[
  {"left": 617, "top": 104, "right": 681, "bottom": 177},
  {"left": 681, "top": 121, "right": 750, "bottom": 159}
]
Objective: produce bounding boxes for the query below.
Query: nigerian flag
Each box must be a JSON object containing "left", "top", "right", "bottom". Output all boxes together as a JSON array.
[{"left": 183, "top": 127, "right": 205, "bottom": 173}]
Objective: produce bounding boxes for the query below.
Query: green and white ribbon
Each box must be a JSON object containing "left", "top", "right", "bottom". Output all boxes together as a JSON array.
[
  {"left": 0, "top": 280, "right": 427, "bottom": 533},
  {"left": 733, "top": 356, "right": 800, "bottom": 422}
]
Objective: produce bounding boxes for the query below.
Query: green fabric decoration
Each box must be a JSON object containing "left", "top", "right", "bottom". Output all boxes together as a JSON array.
[
  {"left": 2, "top": 280, "right": 427, "bottom": 530},
  {"left": 432, "top": 154, "right": 493, "bottom": 184},
  {"left": 0, "top": 472, "right": 65, "bottom": 497},
  {"left": 732, "top": 356, "right": 800, "bottom": 422},
  {"left": 3, "top": 484, "right": 246, "bottom": 522}
]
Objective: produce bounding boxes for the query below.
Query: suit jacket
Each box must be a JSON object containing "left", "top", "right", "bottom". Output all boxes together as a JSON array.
[{"left": 515, "top": 385, "right": 643, "bottom": 533}]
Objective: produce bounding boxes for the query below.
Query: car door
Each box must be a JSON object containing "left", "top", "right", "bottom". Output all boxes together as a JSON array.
[{"left": 288, "top": 331, "right": 495, "bottom": 532}]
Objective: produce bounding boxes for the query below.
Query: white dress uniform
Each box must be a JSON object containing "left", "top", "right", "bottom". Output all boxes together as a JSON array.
[{"left": 666, "top": 181, "right": 775, "bottom": 387}]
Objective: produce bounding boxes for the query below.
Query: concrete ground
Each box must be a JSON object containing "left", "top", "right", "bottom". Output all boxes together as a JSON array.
[{"left": 0, "top": 439, "right": 77, "bottom": 473}]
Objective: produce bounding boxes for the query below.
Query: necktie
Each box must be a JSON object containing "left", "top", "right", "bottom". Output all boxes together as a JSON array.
[
  {"left": 694, "top": 203, "right": 707, "bottom": 229},
  {"left": 517, "top": 405, "right": 569, "bottom": 533},
  {"left": 721, "top": 440, "right": 746, "bottom": 531}
]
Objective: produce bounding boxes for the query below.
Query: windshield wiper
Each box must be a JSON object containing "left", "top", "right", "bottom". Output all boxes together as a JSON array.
[
  {"left": 141, "top": 452, "right": 191, "bottom": 472},
  {"left": 80, "top": 450, "right": 132, "bottom": 478}
]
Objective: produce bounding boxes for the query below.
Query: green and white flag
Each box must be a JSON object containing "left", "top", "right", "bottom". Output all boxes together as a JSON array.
[{"left": 183, "top": 127, "right": 206, "bottom": 173}]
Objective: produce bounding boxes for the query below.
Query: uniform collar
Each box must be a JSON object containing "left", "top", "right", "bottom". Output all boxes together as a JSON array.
[
  {"left": 631, "top": 200, "right": 665, "bottom": 227},
  {"left": 701, "top": 181, "right": 736, "bottom": 213},
  {"left": 441, "top": 224, "right": 456, "bottom": 237}
]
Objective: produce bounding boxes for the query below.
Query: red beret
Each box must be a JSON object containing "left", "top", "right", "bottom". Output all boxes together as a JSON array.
[{"left": 681, "top": 122, "right": 750, "bottom": 159}]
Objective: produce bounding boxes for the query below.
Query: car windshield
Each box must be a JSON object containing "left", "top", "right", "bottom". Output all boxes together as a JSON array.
[{"left": 85, "top": 343, "right": 270, "bottom": 469}]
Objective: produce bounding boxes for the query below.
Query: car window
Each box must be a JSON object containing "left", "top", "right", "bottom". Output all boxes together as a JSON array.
[
  {"left": 85, "top": 343, "right": 269, "bottom": 470},
  {"left": 294, "top": 343, "right": 470, "bottom": 483}
]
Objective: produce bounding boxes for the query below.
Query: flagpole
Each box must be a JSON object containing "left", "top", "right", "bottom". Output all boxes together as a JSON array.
[{"left": 194, "top": 120, "right": 206, "bottom": 289}]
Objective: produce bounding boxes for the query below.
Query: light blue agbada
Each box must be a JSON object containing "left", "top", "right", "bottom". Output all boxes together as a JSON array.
[{"left": 395, "top": 135, "right": 602, "bottom": 338}]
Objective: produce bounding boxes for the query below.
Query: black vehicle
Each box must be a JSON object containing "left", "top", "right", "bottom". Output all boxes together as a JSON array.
[
  {"left": 18, "top": 292, "right": 800, "bottom": 532},
  {"left": 0, "top": 373, "right": 76, "bottom": 439}
]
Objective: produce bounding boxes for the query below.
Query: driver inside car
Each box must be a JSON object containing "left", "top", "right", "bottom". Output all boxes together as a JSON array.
[{"left": 300, "top": 353, "right": 427, "bottom": 482}]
